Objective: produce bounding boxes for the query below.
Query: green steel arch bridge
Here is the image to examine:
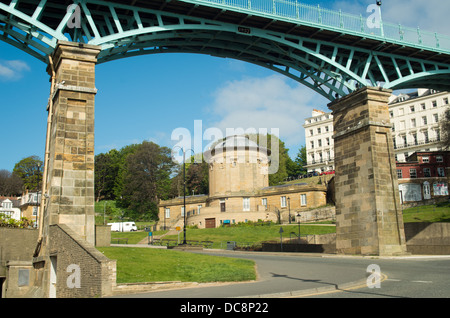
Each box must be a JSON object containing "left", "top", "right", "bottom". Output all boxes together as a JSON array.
[{"left": 1, "top": 0, "right": 450, "bottom": 100}]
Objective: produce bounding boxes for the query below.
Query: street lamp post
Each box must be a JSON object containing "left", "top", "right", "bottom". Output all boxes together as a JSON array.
[
  {"left": 173, "top": 146, "right": 194, "bottom": 245},
  {"left": 182, "top": 149, "right": 187, "bottom": 245},
  {"left": 376, "top": 0, "right": 384, "bottom": 38},
  {"left": 288, "top": 197, "right": 291, "bottom": 224},
  {"left": 296, "top": 212, "right": 301, "bottom": 243},
  {"left": 35, "top": 163, "right": 41, "bottom": 228}
]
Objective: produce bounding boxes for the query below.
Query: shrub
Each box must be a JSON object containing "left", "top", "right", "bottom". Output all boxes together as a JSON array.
[{"left": 0, "top": 215, "right": 35, "bottom": 228}]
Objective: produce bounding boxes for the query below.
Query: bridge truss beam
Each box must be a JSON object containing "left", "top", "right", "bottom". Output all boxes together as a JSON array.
[{"left": 1, "top": 0, "right": 450, "bottom": 100}]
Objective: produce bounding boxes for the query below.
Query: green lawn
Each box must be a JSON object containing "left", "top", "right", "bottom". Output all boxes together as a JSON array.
[
  {"left": 110, "top": 224, "right": 336, "bottom": 247},
  {"left": 97, "top": 247, "right": 256, "bottom": 284},
  {"left": 402, "top": 202, "right": 450, "bottom": 223},
  {"left": 162, "top": 224, "right": 336, "bottom": 248},
  {"left": 108, "top": 202, "right": 450, "bottom": 247},
  {"left": 111, "top": 231, "right": 151, "bottom": 244},
  {"left": 100, "top": 202, "right": 449, "bottom": 285},
  {"left": 102, "top": 224, "right": 335, "bottom": 285}
]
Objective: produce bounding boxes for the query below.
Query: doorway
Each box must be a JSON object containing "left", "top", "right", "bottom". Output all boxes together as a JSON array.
[
  {"left": 0, "top": 277, "right": 5, "bottom": 298},
  {"left": 423, "top": 181, "right": 431, "bottom": 200},
  {"left": 205, "top": 218, "right": 216, "bottom": 229},
  {"left": 49, "top": 256, "right": 57, "bottom": 298}
]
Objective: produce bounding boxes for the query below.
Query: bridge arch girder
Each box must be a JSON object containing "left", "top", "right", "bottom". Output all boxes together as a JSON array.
[
  {"left": 384, "top": 70, "right": 450, "bottom": 92},
  {"left": 90, "top": 13, "right": 450, "bottom": 100},
  {"left": 96, "top": 29, "right": 355, "bottom": 100},
  {"left": 1, "top": 0, "right": 450, "bottom": 101}
]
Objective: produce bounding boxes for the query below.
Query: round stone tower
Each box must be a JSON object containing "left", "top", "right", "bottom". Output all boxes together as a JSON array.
[{"left": 204, "top": 135, "right": 270, "bottom": 198}]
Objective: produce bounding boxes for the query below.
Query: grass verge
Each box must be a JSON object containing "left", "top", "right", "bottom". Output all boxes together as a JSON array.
[
  {"left": 162, "top": 224, "right": 336, "bottom": 248},
  {"left": 110, "top": 224, "right": 336, "bottom": 247},
  {"left": 402, "top": 202, "right": 450, "bottom": 223},
  {"left": 97, "top": 247, "right": 256, "bottom": 284}
]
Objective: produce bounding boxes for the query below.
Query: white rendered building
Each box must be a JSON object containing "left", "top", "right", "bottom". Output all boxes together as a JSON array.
[
  {"left": 0, "top": 198, "right": 21, "bottom": 221},
  {"left": 389, "top": 89, "right": 449, "bottom": 162},
  {"left": 303, "top": 89, "right": 449, "bottom": 173},
  {"left": 303, "top": 109, "right": 335, "bottom": 173}
]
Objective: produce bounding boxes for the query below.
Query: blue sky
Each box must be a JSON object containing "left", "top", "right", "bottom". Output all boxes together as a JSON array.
[{"left": 1, "top": 0, "right": 449, "bottom": 171}]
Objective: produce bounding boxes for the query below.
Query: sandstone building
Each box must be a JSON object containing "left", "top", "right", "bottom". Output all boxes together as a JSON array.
[{"left": 157, "top": 135, "right": 328, "bottom": 230}]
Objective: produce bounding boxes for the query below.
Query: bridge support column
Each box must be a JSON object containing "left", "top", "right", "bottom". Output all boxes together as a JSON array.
[
  {"left": 42, "top": 41, "right": 101, "bottom": 245},
  {"left": 328, "top": 87, "right": 407, "bottom": 256},
  {"left": 28, "top": 41, "right": 117, "bottom": 298}
]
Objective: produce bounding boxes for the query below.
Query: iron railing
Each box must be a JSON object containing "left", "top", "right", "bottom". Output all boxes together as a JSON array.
[
  {"left": 182, "top": 0, "right": 450, "bottom": 52},
  {"left": 394, "top": 137, "right": 441, "bottom": 150}
]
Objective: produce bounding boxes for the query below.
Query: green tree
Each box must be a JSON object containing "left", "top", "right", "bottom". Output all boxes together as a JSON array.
[
  {"left": 186, "top": 160, "right": 209, "bottom": 196},
  {"left": 12, "top": 156, "right": 43, "bottom": 191},
  {"left": 169, "top": 165, "right": 183, "bottom": 198},
  {"left": 169, "top": 154, "right": 209, "bottom": 198},
  {"left": 294, "top": 145, "right": 307, "bottom": 176},
  {"left": 94, "top": 150, "right": 122, "bottom": 201},
  {"left": 116, "top": 141, "right": 175, "bottom": 221},
  {"left": 0, "top": 170, "right": 23, "bottom": 196},
  {"left": 285, "top": 155, "right": 298, "bottom": 179},
  {"left": 283, "top": 145, "right": 308, "bottom": 180},
  {"left": 264, "top": 134, "right": 290, "bottom": 186},
  {"left": 112, "top": 143, "right": 141, "bottom": 200}
]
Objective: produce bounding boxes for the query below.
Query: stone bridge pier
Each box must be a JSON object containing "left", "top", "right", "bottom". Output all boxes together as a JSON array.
[
  {"left": 30, "top": 41, "right": 116, "bottom": 298},
  {"left": 41, "top": 41, "right": 100, "bottom": 245},
  {"left": 328, "top": 87, "right": 407, "bottom": 256}
]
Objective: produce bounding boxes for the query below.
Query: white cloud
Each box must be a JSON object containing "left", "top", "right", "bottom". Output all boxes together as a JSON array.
[
  {"left": 380, "top": 0, "right": 450, "bottom": 35},
  {"left": 332, "top": 0, "right": 450, "bottom": 35},
  {"left": 0, "top": 60, "right": 30, "bottom": 81},
  {"left": 206, "top": 75, "right": 328, "bottom": 150}
]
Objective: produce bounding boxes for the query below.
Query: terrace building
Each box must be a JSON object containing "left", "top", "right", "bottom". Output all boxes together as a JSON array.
[
  {"left": 303, "top": 109, "right": 334, "bottom": 174},
  {"left": 389, "top": 89, "right": 449, "bottom": 162},
  {"left": 396, "top": 151, "right": 450, "bottom": 203},
  {"left": 303, "top": 89, "right": 450, "bottom": 173}
]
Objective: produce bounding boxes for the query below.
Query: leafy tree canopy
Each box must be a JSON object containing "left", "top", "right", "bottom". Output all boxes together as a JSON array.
[{"left": 12, "top": 156, "right": 43, "bottom": 192}]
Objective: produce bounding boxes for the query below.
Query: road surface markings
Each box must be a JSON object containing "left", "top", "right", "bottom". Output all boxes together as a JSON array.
[
  {"left": 411, "top": 280, "right": 433, "bottom": 284},
  {"left": 386, "top": 278, "right": 432, "bottom": 284}
]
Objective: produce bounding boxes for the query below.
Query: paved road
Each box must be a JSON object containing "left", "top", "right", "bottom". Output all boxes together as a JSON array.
[
  {"left": 310, "top": 255, "right": 450, "bottom": 298},
  {"left": 113, "top": 249, "right": 450, "bottom": 299}
]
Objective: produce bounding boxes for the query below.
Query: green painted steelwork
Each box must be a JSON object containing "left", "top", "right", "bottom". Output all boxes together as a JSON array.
[
  {"left": 1, "top": 0, "right": 450, "bottom": 100},
  {"left": 181, "top": 0, "right": 450, "bottom": 53}
]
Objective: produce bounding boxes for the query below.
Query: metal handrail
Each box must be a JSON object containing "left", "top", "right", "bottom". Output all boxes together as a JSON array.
[
  {"left": 394, "top": 137, "right": 441, "bottom": 150},
  {"left": 289, "top": 231, "right": 300, "bottom": 241},
  {"left": 181, "top": 0, "right": 450, "bottom": 52}
]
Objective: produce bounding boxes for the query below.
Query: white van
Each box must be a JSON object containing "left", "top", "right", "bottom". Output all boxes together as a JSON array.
[{"left": 108, "top": 222, "right": 138, "bottom": 232}]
